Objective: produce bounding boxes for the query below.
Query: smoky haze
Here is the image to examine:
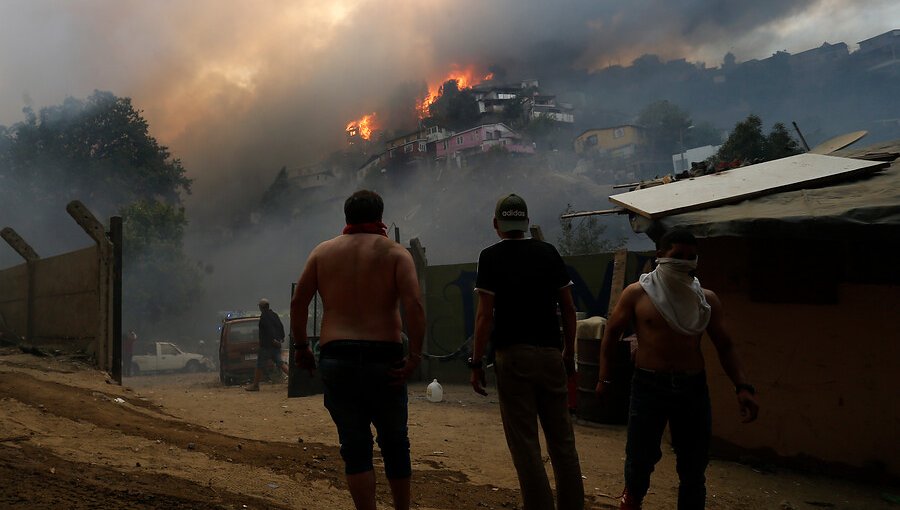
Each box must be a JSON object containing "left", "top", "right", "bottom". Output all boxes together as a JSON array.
[{"left": 2, "top": 1, "right": 899, "bottom": 341}]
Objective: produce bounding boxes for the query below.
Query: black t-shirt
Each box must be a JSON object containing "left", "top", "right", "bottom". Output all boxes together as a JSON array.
[
  {"left": 475, "top": 238, "right": 572, "bottom": 350},
  {"left": 258, "top": 309, "right": 285, "bottom": 347}
]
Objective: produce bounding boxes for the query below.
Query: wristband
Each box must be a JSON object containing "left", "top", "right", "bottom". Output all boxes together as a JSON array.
[{"left": 466, "top": 357, "right": 483, "bottom": 369}]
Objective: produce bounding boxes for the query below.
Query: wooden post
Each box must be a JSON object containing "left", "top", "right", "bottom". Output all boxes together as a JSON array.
[
  {"left": 607, "top": 248, "right": 629, "bottom": 317},
  {"left": 408, "top": 237, "right": 427, "bottom": 381},
  {"left": 110, "top": 216, "right": 123, "bottom": 384}
]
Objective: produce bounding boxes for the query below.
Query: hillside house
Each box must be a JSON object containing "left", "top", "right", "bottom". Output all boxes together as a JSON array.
[
  {"left": 526, "top": 95, "right": 575, "bottom": 123},
  {"left": 574, "top": 125, "right": 648, "bottom": 157},
  {"left": 434, "top": 123, "right": 534, "bottom": 159}
]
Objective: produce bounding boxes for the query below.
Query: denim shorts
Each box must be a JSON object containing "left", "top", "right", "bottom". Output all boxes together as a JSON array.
[{"left": 319, "top": 340, "right": 411, "bottom": 479}]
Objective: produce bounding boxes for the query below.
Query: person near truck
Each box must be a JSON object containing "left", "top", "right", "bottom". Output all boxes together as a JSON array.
[{"left": 245, "top": 298, "right": 288, "bottom": 391}]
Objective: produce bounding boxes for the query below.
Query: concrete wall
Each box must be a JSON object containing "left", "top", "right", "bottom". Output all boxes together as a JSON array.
[
  {"left": 0, "top": 244, "right": 105, "bottom": 355},
  {"left": 0, "top": 263, "right": 27, "bottom": 337},
  {"left": 696, "top": 236, "right": 900, "bottom": 479}
]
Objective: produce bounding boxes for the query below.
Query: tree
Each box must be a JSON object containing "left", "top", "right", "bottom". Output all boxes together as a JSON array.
[
  {"left": 557, "top": 204, "right": 626, "bottom": 256},
  {"left": 0, "top": 91, "right": 200, "bottom": 329},
  {"left": 767, "top": 122, "right": 802, "bottom": 160},
  {"left": 427, "top": 79, "right": 479, "bottom": 130},
  {"left": 121, "top": 200, "right": 202, "bottom": 328},
  {"left": 636, "top": 100, "right": 693, "bottom": 156},
  {"left": 714, "top": 114, "right": 768, "bottom": 164},
  {"left": 714, "top": 115, "right": 802, "bottom": 165},
  {"left": 0, "top": 91, "right": 190, "bottom": 214}
]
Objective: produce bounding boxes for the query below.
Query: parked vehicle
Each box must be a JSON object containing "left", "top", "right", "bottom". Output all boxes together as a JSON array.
[
  {"left": 218, "top": 315, "right": 289, "bottom": 386},
  {"left": 131, "top": 341, "right": 213, "bottom": 375}
]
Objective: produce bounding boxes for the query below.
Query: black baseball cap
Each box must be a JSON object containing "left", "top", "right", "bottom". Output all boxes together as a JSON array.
[{"left": 495, "top": 194, "right": 529, "bottom": 233}]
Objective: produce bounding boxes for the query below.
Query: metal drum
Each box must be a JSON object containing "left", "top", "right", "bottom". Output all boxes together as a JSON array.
[{"left": 576, "top": 336, "right": 634, "bottom": 424}]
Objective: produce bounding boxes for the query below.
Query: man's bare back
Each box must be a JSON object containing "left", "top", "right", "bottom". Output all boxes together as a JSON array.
[{"left": 295, "top": 233, "right": 420, "bottom": 346}]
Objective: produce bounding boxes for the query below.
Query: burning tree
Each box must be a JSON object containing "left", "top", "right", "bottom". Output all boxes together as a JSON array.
[{"left": 426, "top": 79, "right": 479, "bottom": 131}]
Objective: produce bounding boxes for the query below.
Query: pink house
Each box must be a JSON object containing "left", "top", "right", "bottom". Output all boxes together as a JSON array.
[{"left": 434, "top": 123, "right": 535, "bottom": 159}]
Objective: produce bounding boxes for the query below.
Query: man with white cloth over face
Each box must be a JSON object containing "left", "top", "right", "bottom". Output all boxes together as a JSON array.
[{"left": 596, "top": 229, "right": 759, "bottom": 510}]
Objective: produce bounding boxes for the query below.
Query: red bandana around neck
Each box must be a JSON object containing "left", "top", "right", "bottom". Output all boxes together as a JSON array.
[{"left": 343, "top": 221, "right": 388, "bottom": 237}]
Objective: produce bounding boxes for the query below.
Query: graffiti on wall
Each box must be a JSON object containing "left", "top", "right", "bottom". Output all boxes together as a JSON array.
[{"left": 424, "top": 252, "right": 653, "bottom": 360}]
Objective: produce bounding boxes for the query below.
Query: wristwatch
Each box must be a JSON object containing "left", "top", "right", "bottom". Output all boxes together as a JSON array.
[
  {"left": 466, "top": 357, "right": 483, "bottom": 369},
  {"left": 735, "top": 383, "right": 756, "bottom": 395}
]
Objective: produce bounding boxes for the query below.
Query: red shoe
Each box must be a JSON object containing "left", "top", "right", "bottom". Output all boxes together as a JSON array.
[{"left": 619, "top": 488, "right": 642, "bottom": 510}]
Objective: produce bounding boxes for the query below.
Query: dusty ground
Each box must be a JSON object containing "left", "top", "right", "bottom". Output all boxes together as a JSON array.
[{"left": 0, "top": 348, "right": 896, "bottom": 509}]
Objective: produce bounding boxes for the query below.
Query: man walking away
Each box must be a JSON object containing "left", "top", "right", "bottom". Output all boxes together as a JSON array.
[
  {"left": 246, "top": 298, "right": 288, "bottom": 391},
  {"left": 470, "top": 193, "right": 585, "bottom": 510},
  {"left": 597, "top": 228, "right": 759, "bottom": 509},
  {"left": 291, "top": 190, "right": 425, "bottom": 510}
]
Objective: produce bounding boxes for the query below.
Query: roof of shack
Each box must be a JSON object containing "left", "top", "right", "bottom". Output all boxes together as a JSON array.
[{"left": 626, "top": 140, "right": 900, "bottom": 240}]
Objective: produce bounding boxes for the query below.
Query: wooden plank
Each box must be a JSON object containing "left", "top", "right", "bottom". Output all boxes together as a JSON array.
[
  {"left": 606, "top": 249, "right": 629, "bottom": 317},
  {"left": 608, "top": 154, "right": 887, "bottom": 219},
  {"left": 809, "top": 130, "right": 867, "bottom": 155}
]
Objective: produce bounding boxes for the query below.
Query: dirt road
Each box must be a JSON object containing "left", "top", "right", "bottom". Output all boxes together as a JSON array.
[{"left": 0, "top": 348, "right": 894, "bottom": 509}]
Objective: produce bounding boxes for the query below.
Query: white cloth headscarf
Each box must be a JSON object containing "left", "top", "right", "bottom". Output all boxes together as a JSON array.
[{"left": 638, "top": 257, "right": 711, "bottom": 336}]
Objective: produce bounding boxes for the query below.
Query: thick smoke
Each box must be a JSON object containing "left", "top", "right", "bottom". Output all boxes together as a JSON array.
[
  {"left": 1, "top": 0, "right": 898, "bottom": 224},
  {"left": 2, "top": 0, "right": 899, "bottom": 340}
]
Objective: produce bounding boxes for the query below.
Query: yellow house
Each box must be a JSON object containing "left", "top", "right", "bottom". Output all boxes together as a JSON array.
[{"left": 574, "top": 125, "right": 647, "bottom": 156}]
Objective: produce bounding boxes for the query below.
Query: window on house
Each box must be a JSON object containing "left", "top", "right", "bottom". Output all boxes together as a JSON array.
[
  {"left": 442, "top": 141, "right": 448, "bottom": 150},
  {"left": 404, "top": 144, "right": 413, "bottom": 153},
  {"left": 614, "top": 128, "right": 625, "bottom": 139},
  {"left": 486, "top": 132, "right": 493, "bottom": 140},
  {"left": 456, "top": 136, "right": 463, "bottom": 144},
  {"left": 419, "top": 142, "right": 426, "bottom": 152}
]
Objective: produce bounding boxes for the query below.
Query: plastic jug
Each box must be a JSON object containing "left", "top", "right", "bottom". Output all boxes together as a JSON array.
[{"left": 426, "top": 379, "right": 443, "bottom": 402}]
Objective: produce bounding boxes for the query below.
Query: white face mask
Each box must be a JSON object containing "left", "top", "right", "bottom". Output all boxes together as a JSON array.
[{"left": 656, "top": 257, "right": 698, "bottom": 273}]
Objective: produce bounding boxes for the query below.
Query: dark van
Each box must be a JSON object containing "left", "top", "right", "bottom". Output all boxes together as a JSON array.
[{"left": 218, "top": 316, "right": 260, "bottom": 385}]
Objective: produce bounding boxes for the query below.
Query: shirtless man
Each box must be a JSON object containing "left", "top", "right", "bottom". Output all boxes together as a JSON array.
[
  {"left": 291, "top": 190, "right": 425, "bottom": 510},
  {"left": 597, "top": 229, "right": 759, "bottom": 510}
]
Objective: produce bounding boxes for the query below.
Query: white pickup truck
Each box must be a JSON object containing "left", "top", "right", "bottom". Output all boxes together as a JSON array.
[{"left": 131, "top": 341, "right": 212, "bottom": 375}]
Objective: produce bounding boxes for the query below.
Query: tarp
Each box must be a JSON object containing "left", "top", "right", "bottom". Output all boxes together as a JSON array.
[{"left": 630, "top": 141, "right": 900, "bottom": 241}]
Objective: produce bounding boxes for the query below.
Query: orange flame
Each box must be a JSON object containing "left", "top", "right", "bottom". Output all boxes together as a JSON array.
[
  {"left": 346, "top": 113, "right": 377, "bottom": 140},
  {"left": 483, "top": 72, "right": 494, "bottom": 81},
  {"left": 416, "top": 65, "right": 484, "bottom": 119}
]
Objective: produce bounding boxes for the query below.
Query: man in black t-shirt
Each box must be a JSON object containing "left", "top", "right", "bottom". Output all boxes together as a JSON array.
[{"left": 470, "top": 194, "right": 584, "bottom": 510}]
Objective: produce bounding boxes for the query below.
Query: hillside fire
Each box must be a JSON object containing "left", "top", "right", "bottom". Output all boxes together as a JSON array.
[
  {"left": 416, "top": 65, "right": 485, "bottom": 118},
  {"left": 346, "top": 113, "right": 377, "bottom": 143}
]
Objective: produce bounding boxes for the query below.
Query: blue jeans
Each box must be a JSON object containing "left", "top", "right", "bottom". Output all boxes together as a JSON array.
[
  {"left": 319, "top": 341, "right": 411, "bottom": 479},
  {"left": 625, "top": 369, "right": 711, "bottom": 510}
]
